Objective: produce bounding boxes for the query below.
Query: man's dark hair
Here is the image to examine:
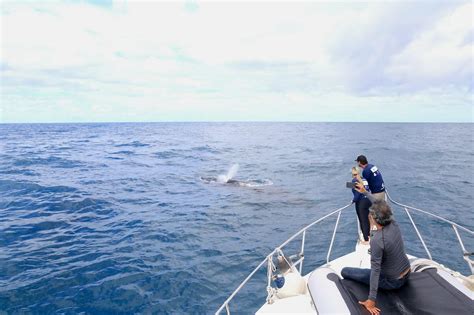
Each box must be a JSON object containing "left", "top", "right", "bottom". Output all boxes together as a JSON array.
[
  {"left": 355, "top": 155, "right": 368, "bottom": 165},
  {"left": 370, "top": 200, "right": 393, "bottom": 226}
]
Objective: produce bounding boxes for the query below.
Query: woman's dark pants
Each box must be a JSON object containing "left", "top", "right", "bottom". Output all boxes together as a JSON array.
[{"left": 355, "top": 198, "right": 371, "bottom": 241}]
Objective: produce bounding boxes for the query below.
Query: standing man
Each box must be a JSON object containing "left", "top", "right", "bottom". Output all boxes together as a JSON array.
[{"left": 356, "top": 155, "right": 385, "bottom": 201}]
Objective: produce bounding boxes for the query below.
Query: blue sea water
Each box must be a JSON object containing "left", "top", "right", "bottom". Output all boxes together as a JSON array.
[{"left": 0, "top": 122, "right": 472, "bottom": 314}]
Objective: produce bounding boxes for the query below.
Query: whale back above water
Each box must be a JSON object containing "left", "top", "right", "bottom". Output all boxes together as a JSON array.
[
  {"left": 201, "top": 164, "right": 273, "bottom": 187},
  {"left": 199, "top": 176, "right": 272, "bottom": 187}
]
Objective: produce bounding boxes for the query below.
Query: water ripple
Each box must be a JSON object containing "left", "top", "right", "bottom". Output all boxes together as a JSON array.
[{"left": 0, "top": 122, "right": 472, "bottom": 314}]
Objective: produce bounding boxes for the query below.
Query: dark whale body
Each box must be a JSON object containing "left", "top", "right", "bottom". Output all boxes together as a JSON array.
[{"left": 200, "top": 176, "right": 241, "bottom": 185}]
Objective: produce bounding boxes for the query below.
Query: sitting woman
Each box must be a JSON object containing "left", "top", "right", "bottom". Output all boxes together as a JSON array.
[{"left": 351, "top": 167, "right": 371, "bottom": 244}]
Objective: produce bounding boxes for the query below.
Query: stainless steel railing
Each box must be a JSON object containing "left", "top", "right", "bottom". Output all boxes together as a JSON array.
[
  {"left": 215, "top": 202, "right": 353, "bottom": 315},
  {"left": 216, "top": 192, "right": 473, "bottom": 314},
  {"left": 385, "top": 191, "right": 473, "bottom": 274}
]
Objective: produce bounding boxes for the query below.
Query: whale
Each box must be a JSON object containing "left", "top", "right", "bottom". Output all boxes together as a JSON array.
[
  {"left": 199, "top": 176, "right": 272, "bottom": 187},
  {"left": 200, "top": 164, "right": 273, "bottom": 187},
  {"left": 199, "top": 176, "right": 241, "bottom": 185}
]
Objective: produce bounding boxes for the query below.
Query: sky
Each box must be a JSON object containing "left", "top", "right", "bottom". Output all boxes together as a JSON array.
[{"left": 1, "top": 0, "right": 473, "bottom": 123}]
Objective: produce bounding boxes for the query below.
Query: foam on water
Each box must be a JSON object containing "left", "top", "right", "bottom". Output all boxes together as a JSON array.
[{"left": 239, "top": 179, "right": 273, "bottom": 187}]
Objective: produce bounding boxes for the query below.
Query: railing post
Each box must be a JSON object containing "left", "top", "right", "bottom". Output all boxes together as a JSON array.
[
  {"left": 327, "top": 211, "right": 342, "bottom": 263},
  {"left": 452, "top": 225, "right": 474, "bottom": 275},
  {"left": 225, "top": 304, "right": 230, "bottom": 315},
  {"left": 299, "top": 230, "right": 306, "bottom": 274},
  {"left": 404, "top": 207, "right": 432, "bottom": 260}
]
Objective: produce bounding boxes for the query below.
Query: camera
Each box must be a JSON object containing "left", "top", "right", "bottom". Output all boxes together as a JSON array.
[{"left": 346, "top": 181, "right": 356, "bottom": 189}]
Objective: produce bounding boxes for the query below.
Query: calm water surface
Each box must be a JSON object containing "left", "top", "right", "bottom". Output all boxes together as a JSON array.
[{"left": 0, "top": 122, "right": 472, "bottom": 314}]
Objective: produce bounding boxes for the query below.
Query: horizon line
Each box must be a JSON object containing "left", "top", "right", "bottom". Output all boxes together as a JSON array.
[{"left": 1, "top": 120, "right": 472, "bottom": 124}]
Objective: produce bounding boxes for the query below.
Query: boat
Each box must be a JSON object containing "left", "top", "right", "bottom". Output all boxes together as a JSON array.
[{"left": 216, "top": 191, "right": 474, "bottom": 314}]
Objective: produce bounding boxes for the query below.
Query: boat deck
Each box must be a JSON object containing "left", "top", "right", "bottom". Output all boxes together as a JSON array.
[
  {"left": 257, "top": 241, "right": 371, "bottom": 314},
  {"left": 217, "top": 195, "right": 474, "bottom": 315},
  {"left": 257, "top": 241, "right": 473, "bottom": 314}
]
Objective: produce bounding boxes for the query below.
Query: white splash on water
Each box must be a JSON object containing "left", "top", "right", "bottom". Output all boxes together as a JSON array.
[
  {"left": 201, "top": 164, "right": 272, "bottom": 187},
  {"left": 217, "top": 163, "right": 239, "bottom": 183},
  {"left": 216, "top": 175, "right": 228, "bottom": 183},
  {"left": 226, "top": 163, "right": 239, "bottom": 180}
]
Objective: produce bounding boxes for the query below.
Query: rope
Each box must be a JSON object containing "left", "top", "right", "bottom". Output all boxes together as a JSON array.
[
  {"left": 216, "top": 192, "right": 473, "bottom": 314},
  {"left": 266, "top": 255, "right": 277, "bottom": 304}
]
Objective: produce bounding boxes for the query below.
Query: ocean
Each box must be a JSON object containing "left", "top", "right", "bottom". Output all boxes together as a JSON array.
[{"left": 0, "top": 122, "right": 472, "bottom": 314}]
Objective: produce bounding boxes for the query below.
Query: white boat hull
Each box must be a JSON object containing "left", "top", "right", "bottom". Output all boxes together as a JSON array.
[{"left": 257, "top": 241, "right": 473, "bottom": 314}]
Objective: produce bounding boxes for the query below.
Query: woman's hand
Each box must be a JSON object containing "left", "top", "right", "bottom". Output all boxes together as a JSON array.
[
  {"left": 354, "top": 182, "right": 367, "bottom": 193},
  {"left": 359, "top": 299, "right": 380, "bottom": 315}
]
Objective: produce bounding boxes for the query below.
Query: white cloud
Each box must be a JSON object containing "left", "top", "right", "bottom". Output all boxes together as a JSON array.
[
  {"left": 1, "top": 0, "right": 472, "bottom": 122},
  {"left": 386, "top": 2, "right": 473, "bottom": 90}
]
